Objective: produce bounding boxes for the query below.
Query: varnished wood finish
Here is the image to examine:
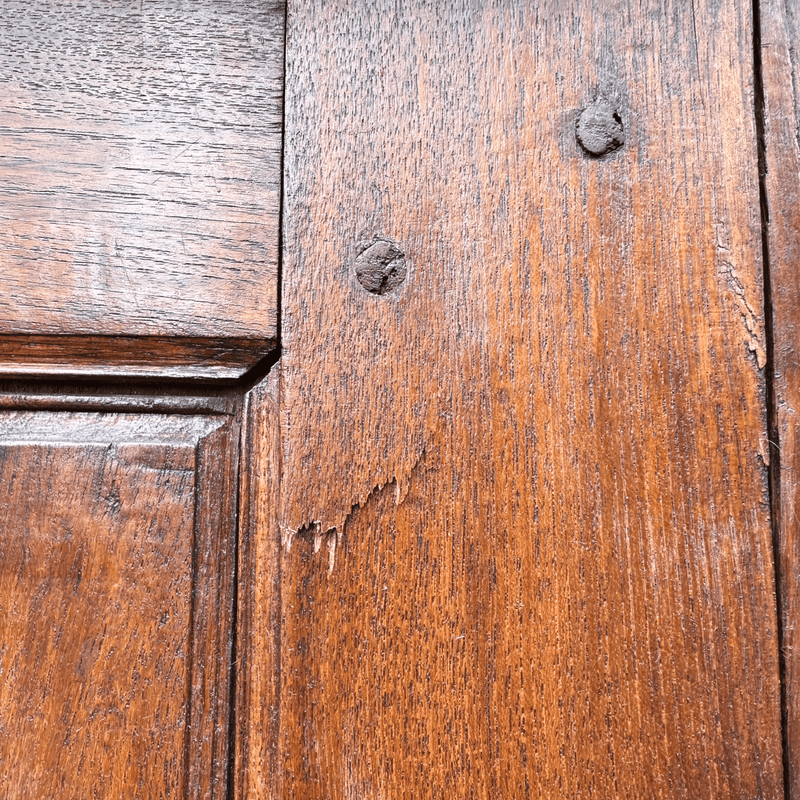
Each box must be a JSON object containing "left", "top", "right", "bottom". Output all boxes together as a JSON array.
[
  {"left": 759, "top": 0, "right": 800, "bottom": 795},
  {"left": 0, "top": 334, "right": 275, "bottom": 381},
  {"left": 0, "top": 409, "right": 239, "bottom": 799},
  {"left": 0, "top": 388, "right": 235, "bottom": 415},
  {"left": 276, "top": 1, "right": 783, "bottom": 797},
  {"left": 0, "top": 0, "right": 284, "bottom": 378},
  {"left": 234, "top": 372, "right": 281, "bottom": 800}
]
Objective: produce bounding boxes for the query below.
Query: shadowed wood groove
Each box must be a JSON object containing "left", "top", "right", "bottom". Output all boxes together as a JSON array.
[{"left": 758, "top": 0, "right": 800, "bottom": 796}]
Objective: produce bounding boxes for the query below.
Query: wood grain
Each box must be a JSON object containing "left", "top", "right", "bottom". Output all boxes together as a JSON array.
[
  {"left": 0, "top": 334, "right": 275, "bottom": 380},
  {"left": 0, "top": 388, "right": 235, "bottom": 415},
  {"left": 276, "top": 0, "right": 784, "bottom": 797},
  {"left": 234, "top": 371, "right": 281, "bottom": 800},
  {"left": 0, "top": 409, "right": 239, "bottom": 799},
  {"left": 0, "top": 0, "right": 284, "bottom": 378},
  {"left": 759, "top": 0, "right": 800, "bottom": 794}
]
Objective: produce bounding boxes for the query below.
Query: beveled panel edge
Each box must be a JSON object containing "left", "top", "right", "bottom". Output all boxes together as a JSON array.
[{"left": 0, "top": 334, "right": 277, "bottom": 382}]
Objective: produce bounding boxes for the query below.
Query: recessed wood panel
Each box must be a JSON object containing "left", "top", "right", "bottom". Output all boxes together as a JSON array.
[
  {"left": 0, "top": 410, "right": 238, "bottom": 799},
  {"left": 0, "top": 0, "right": 284, "bottom": 379}
]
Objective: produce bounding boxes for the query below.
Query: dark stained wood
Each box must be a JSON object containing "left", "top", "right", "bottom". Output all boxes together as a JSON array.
[
  {"left": 0, "top": 409, "right": 239, "bottom": 799},
  {"left": 0, "top": 0, "right": 284, "bottom": 379},
  {"left": 0, "top": 388, "right": 235, "bottom": 415},
  {"left": 234, "top": 372, "right": 281, "bottom": 800},
  {"left": 0, "top": 334, "right": 275, "bottom": 381},
  {"left": 275, "top": 1, "right": 784, "bottom": 797},
  {"left": 759, "top": 0, "right": 800, "bottom": 795}
]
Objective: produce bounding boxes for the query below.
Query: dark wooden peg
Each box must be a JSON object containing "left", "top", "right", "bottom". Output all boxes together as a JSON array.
[
  {"left": 354, "top": 240, "right": 407, "bottom": 294},
  {"left": 576, "top": 96, "right": 625, "bottom": 156}
]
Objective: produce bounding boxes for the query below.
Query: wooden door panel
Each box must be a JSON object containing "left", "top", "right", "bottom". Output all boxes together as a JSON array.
[
  {"left": 0, "top": 408, "right": 238, "bottom": 799},
  {"left": 1, "top": 0, "right": 795, "bottom": 797},
  {"left": 272, "top": 1, "right": 784, "bottom": 798},
  {"left": 0, "top": 0, "right": 285, "bottom": 379}
]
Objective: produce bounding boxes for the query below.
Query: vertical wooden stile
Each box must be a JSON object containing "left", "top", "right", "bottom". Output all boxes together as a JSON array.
[{"left": 270, "top": 1, "right": 785, "bottom": 797}]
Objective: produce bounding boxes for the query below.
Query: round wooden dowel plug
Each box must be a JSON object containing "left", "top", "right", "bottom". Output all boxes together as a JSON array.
[
  {"left": 576, "top": 97, "right": 625, "bottom": 156},
  {"left": 354, "top": 240, "right": 407, "bottom": 294}
]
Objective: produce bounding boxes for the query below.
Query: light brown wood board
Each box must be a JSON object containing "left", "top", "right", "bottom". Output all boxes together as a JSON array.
[
  {"left": 271, "top": 0, "right": 784, "bottom": 797},
  {"left": 235, "top": 371, "right": 282, "bottom": 800}
]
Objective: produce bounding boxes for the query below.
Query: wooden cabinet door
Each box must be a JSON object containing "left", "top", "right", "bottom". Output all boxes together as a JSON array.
[{"left": 5, "top": 2, "right": 800, "bottom": 799}]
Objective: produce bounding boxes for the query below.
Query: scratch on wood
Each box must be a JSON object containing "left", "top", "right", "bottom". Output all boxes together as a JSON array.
[
  {"left": 718, "top": 259, "right": 767, "bottom": 368},
  {"left": 281, "top": 449, "right": 425, "bottom": 571}
]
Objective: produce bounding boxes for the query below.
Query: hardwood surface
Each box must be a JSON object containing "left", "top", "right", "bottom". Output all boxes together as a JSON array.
[
  {"left": 0, "top": 0, "right": 284, "bottom": 378},
  {"left": 275, "top": 1, "right": 783, "bottom": 797},
  {"left": 234, "top": 372, "right": 281, "bottom": 800},
  {"left": 0, "top": 407, "right": 239, "bottom": 799},
  {"left": 0, "top": 1, "right": 794, "bottom": 797},
  {"left": 759, "top": 0, "right": 800, "bottom": 796},
  {"left": 0, "top": 334, "right": 274, "bottom": 381}
]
